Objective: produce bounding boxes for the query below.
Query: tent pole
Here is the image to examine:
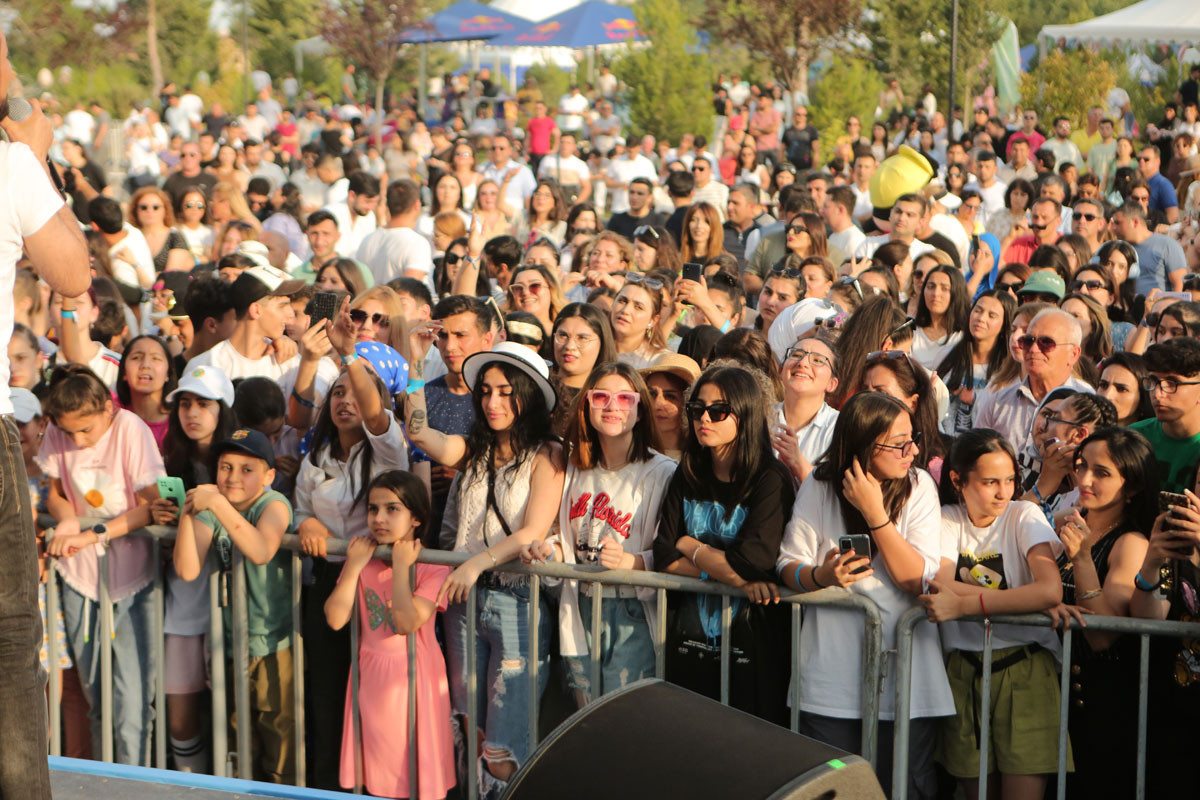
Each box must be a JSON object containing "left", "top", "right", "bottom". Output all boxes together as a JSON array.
[{"left": 948, "top": 0, "right": 959, "bottom": 122}]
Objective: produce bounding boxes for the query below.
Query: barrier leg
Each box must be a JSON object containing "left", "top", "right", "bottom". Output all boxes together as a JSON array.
[
  {"left": 208, "top": 569, "right": 227, "bottom": 776},
  {"left": 859, "top": 609, "right": 882, "bottom": 770},
  {"left": 466, "top": 586, "right": 479, "bottom": 800},
  {"left": 589, "top": 583, "right": 602, "bottom": 703},
  {"left": 790, "top": 603, "right": 801, "bottom": 733},
  {"left": 655, "top": 588, "right": 666, "bottom": 679},
  {"left": 291, "top": 552, "right": 306, "bottom": 787},
  {"left": 719, "top": 595, "right": 731, "bottom": 706},
  {"left": 230, "top": 552, "right": 251, "bottom": 778},
  {"left": 892, "top": 609, "right": 920, "bottom": 800},
  {"left": 977, "top": 622, "right": 994, "bottom": 800},
  {"left": 99, "top": 553, "right": 114, "bottom": 763},
  {"left": 529, "top": 577, "right": 540, "bottom": 751},
  {"left": 153, "top": 539, "right": 167, "bottom": 769},
  {"left": 1136, "top": 633, "right": 1149, "bottom": 800},
  {"left": 1056, "top": 628, "right": 1072, "bottom": 799},
  {"left": 47, "top": 568, "right": 62, "bottom": 757}
]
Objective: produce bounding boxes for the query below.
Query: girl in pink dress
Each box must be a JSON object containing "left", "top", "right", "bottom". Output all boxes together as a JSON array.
[{"left": 325, "top": 470, "right": 455, "bottom": 799}]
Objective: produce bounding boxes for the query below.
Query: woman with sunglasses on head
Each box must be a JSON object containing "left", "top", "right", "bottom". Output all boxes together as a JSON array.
[
  {"left": 860, "top": 349, "right": 948, "bottom": 480},
  {"left": 549, "top": 304, "right": 618, "bottom": 437},
  {"left": 922, "top": 429, "right": 1074, "bottom": 800},
  {"left": 828, "top": 295, "right": 911, "bottom": 409},
  {"left": 773, "top": 329, "right": 841, "bottom": 484},
  {"left": 783, "top": 212, "right": 828, "bottom": 260},
  {"left": 653, "top": 365, "right": 796, "bottom": 723},
  {"left": 505, "top": 264, "right": 564, "bottom": 342},
  {"left": 526, "top": 363, "right": 676, "bottom": 705},
  {"left": 778, "top": 390, "right": 953, "bottom": 797},
  {"left": 174, "top": 189, "right": 213, "bottom": 263},
  {"left": 939, "top": 289, "right": 1016, "bottom": 437},
  {"left": 611, "top": 274, "right": 671, "bottom": 369},
  {"left": 911, "top": 265, "right": 970, "bottom": 371},
  {"left": 404, "top": 328, "right": 566, "bottom": 795},
  {"left": 1055, "top": 427, "right": 1160, "bottom": 800},
  {"left": 632, "top": 224, "right": 682, "bottom": 275},
  {"left": 131, "top": 186, "right": 192, "bottom": 273}
]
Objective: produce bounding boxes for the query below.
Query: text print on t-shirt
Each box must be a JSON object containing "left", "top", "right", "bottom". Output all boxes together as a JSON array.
[
  {"left": 569, "top": 491, "right": 632, "bottom": 561},
  {"left": 955, "top": 549, "right": 1008, "bottom": 591}
]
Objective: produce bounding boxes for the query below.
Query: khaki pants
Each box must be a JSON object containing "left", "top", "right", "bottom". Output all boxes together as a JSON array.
[{"left": 229, "top": 645, "right": 295, "bottom": 784}]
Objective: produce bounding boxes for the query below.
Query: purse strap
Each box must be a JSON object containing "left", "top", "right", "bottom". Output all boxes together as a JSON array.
[{"left": 485, "top": 453, "right": 514, "bottom": 539}]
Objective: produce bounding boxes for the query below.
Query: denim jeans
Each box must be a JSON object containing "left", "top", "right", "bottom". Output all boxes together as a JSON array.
[
  {"left": 61, "top": 579, "right": 158, "bottom": 766},
  {"left": 564, "top": 594, "right": 655, "bottom": 698},
  {"left": 443, "top": 579, "right": 550, "bottom": 769},
  {"left": 0, "top": 415, "right": 51, "bottom": 797}
]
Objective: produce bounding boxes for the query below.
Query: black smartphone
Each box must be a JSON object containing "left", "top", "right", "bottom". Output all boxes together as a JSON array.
[
  {"left": 307, "top": 290, "right": 347, "bottom": 329},
  {"left": 682, "top": 262, "right": 703, "bottom": 284},
  {"left": 839, "top": 534, "right": 873, "bottom": 574},
  {"left": 1159, "top": 491, "right": 1191, "bottom": 514}
]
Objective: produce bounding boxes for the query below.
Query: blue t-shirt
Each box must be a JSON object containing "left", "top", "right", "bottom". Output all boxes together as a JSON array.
[
  {"left": 412, "top": 376, "right": 475, "bottom": 466},
  {"left": 1146, "top": 172, "right": 1179, "bottom": 213},
  {"left": 1134, "top": 233, "right": 1187, "bottom": 295}
]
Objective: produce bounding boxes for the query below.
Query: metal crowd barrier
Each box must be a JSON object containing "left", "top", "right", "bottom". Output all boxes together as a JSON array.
[
  {"left": 891, "top": 606, "right": 1200, "bottom": 800},
  {"left": 45, "top": 526, "right": 889, "bottom": 798}
]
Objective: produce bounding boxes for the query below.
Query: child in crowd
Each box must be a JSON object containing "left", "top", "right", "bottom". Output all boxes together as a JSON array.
[
  {"left": 324, "top": 470, "right": 454, "bottom": 799},
  {"left": 922, "top": 429, "right": 1074, "bottom": 799},
  {"left": 38, "top": 365, "right": 165, "bottom": 766},
  {"left": 233, "top": 377, "right": 299, "bottom": 496},
  {"left": 173, "top": 428, "right": 296, "bottom": 784},
  {"left": 116, "top": 334, "right": 178, "bottom": 450},
  {"left": 152, "top": 365, "right": 237, "bottom": 773}
]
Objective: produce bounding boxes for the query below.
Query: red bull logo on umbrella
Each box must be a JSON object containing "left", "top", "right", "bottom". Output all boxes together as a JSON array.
[
  {"left": 460, "top": 14, "right": 513, "bottom": 33},
  {"left": 603, "top": 17, "right": 639, "bottom": 40},
  {"left": 517, "top": 20, "right": 562, "bottom": 42}
]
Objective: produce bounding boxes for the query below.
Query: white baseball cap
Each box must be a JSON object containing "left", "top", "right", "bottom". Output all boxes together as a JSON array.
[
  {"left": 166, "top": 365, "right": 235, "bottom": 407},
  {"left": 10, "top": 388, "right": 42, "bottom": 423},
  {"left": 768, "top": 298, "right": 841, "bottom": 363},
  {"left": 235, "top": 240, "right": 272, "bottom": 269}
]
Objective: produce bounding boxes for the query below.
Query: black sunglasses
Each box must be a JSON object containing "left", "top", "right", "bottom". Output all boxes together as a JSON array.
[
  {"left": 444, "top": 252, "right": 461, "bottom": 266},
  {"left": 1069, "top": 279, "right": 1107, "bottom": 292},
  {"left": 349, "top": 309, "right": 389, "bottom": 327},
  {"left": 686, "top": 401, "right": 735, "bottom": 423},
  {"left": 787, "top": 225, "right": 808, "bottom": 235}
]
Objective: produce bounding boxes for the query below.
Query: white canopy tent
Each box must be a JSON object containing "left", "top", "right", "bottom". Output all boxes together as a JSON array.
[{"left": 1039, "top": 0, "right": 1200, "bottom": 47}]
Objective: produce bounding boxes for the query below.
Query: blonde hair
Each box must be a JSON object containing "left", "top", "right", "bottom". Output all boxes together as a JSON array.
[
  {"left": 211, "top": 181, "right": 260, "bottom": 228},
  {"left": 352, "top": 286, "right": 410, "bottom": 357}
]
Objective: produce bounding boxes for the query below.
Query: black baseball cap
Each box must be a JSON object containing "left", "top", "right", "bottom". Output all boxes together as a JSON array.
[{"left": 212, "top": 428, "right": 275, "bottom": 468}]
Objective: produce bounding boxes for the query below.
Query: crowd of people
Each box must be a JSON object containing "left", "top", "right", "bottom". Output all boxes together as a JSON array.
[{"left": 12, "top": 60, "right": 1200, "bottom": 800}]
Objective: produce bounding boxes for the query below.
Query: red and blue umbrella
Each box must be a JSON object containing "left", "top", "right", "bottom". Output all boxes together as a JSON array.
[{"left": 488, "top": 1, "right": 644, "bottom": 48}]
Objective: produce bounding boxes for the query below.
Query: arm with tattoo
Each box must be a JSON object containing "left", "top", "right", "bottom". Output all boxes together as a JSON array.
[{"left": 403, "top": 330, "right": 469, "bottom": 469}]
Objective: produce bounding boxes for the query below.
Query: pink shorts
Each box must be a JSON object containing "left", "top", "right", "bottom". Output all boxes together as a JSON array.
[{"left": 163, "top": 633, "right": 209, "bottom": 695}]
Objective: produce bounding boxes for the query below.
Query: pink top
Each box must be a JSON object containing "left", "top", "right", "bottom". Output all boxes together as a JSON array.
[
  {"left": 37, "top": 409, "right": 165, "bottom": 601},
  {"left": 115, "top": 399, "right": 169, "bottom": 452}
]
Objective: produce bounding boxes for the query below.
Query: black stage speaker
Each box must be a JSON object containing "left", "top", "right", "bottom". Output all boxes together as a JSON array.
[{"left": 501, "top": 679, "right": 884, "bottom": 799}]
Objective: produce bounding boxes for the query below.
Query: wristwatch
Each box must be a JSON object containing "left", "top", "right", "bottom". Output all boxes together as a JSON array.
[{"left": 92, "top": 523, "right": 110, "bottom": 548}]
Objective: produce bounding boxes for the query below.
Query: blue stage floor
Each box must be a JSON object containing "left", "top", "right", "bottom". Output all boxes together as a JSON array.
[{"left": 49, "top": 757, "right": 359, "bottom": 799}]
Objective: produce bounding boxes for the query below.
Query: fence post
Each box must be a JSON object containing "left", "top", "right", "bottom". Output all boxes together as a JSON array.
[
  {"left": 407, "top": 562, "right": 419, "bottom": 800},
  {"left": 351, "top": 599, "right": 362, "bottom": 794},
  {"left": 290, "top": 552, "right": 306, "bottom": 787},
  {"left": 1056, "top": 627, "right": 1072, "bottom": 799},
  {"left": 655, "top": 588, "right": 666, "bottom": 679},
  {"left": 98, "top": 550, "right": 114, "bottom": 763},
  {"left": 589, "top": 583, "right": 603, "bottom": 703},
  {"left": 891, "top": 607, "right": 923, "bottom": 800},
  {"left": 153, "top": 537, "right": 167, "bottom": 769},
  {"left": 977, "top": 622, "right": 995, "bottom": 800},
  {"left": 230, "top": 550, "right": 251, "bottom": 778},
  {"left": 47, "top": 565, "right": 62, "bottom": 757},
  {"left": 719, "top": 595, "right": 731, "bottom": 706},
  {"left": 529, "top": 577, "right": 541, "bottom": 751},
  {"left": 208, "top": 566, "right": 227, "bottom": 776},
  {"left": 858, "top": 600, "right": 883, "bottom": 770},
  {"left": 466, "top": 585, "right": 479, "bottom": 800},
  {"left": 1136, "top": 633, "right": 1150, "bottom": 800},
  {"left": 789, "top": 603, "right": 802, "bottom": 733}
]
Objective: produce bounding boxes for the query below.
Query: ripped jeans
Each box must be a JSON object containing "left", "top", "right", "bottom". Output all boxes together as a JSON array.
[{"left": 443, "top": 577, "right": 550, "bottom": 769}]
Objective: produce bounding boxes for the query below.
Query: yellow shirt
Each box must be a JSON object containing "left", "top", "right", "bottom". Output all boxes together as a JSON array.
[{"left": 1070, "top": 129, "right": 1102, "bottom": 160}]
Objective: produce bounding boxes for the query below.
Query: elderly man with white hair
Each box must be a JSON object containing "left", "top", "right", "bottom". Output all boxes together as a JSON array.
[{"left": 974, "top": 307, "right": 1093, "bottom": 457}]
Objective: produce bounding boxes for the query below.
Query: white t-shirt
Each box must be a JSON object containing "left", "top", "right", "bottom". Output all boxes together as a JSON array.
[
  {"left": 65, "top": 109, "right": 96, "bottom": 142},
  {"left": 87, "top": 344, "right": 123, "bottom": 391},
  {"left": 0, "top": 142, "right": 64, "bottom": 414},
  {"left": 325, "top": 201, "right": 378, "bottom": 258},
  {"left": 239, "top": 114, "right": 272, "bottom": 141},
  {"left": 938, "top": 501, "right": 1063, "bottom": 656},
  {"left": 910, "top": 327, "right": 963, "bottom": 372},
  {"left": 557, "top": 92, "right": 589, "bottom": 131},
  {"left": 183, "top": 340, "right": 340, "bottom": 403},
  {"left": 355, "top": 226, "right": 435, "bottom": 293},
  {"left": 108, "top": 224, "right": 156, "bottom": 288},
  {"left": 773, "top": 401, "right": 838, "bottom": 467},
  {"left": 964, "top": 180, "right": 1008, "bottom": 225},
  {"left": 828, "top": 226, "right": 866, "bottom": 265},
  {"left": 777, "top": 469, "right": 955, "bottom": 720},
  {"left": 606, "top": 154, "right": 658, "bottom": 214},
  {"left": 537, "top": 154, "right": 590, "bottom": 187}
]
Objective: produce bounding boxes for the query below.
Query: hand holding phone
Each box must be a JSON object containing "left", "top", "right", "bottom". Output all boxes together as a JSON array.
[
  {"left": 681, "top": 262, "right": 703, "bottom": 284},
  {"left": 839, "top": 534, "right": 873, "bottom": 575},
  {"left": 157, "top": 476, "right": 186, "bottom": 512},
  {"left": 307, "top": 290, "right": 348, "bottom": 330}
]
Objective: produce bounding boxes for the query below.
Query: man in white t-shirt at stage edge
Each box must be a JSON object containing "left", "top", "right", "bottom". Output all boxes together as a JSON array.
[{"left": 0, "top": 33, "right": 92, "bottom": 797}]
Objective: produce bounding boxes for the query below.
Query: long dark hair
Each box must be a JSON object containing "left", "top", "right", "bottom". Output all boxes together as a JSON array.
[
  {"left": 163, "top": 396, "right": 237, "bottom": 489},
  {"left": 1098, "top": 352, "right": 1154, "bottom": 424},
  {"left": 564, "top": 361, "right": 659, "bottom": 469},
  {"left": 860, "top": 351, "right": 945, "bottom": 467},
  {"left": 1073, "top": 427, "right": 1160, "bottom": 535},
  {"left": 914, "top": 264, "right": 970, "bottom": 331},
  {"left": 680, "top": 365, "right": 773, "bottom": 519},
  {"left": 939, "top": 428, "right": 1020, "bottom": 506},
  {"left": 830, "top": 295, "right": 906, "bottom": 408},
  {"left": 367, "top": 470, "right": 431, "bottom": 535},
  {"left": 939, "top": 289, "right": 1016, "bottom": 393},
  {"left": 814, "top": 391, "right": 915, "bottom": 534},
  {"left": 551, "top": 302, "right": 617, "bottom": 375},
  {"left": 306, "top": 368, "right": 395, "bottom": 511},
  {"left": 116, "top": 334, "right": 179, "bottom": 407},
  {"left": 465, "top": 360, "right": 556, "bottom": 481}
]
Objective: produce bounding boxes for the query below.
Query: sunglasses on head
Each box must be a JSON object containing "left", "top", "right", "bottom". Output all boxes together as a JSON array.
[
  {"left": 770, "top": 264, "right": 803, "bottom": 278},
  {"left": 686, "top": 400, "right": 735, "bottom": 423},
  {"left": 633, "top": 225, "right": 660, "bottom": 240},
  {"left": 834, "top": 275, "right": 864, "bottom": 298},
  {"left": 587, "top": 389, "right": 640, "bottom": 411},
  {"left": 624, "top": 272, "right": 664, "bottom": 291},
  {"left": 349, "top": 309, "right": 389, "bottom": 327},
  {"left": 866, "top": 349, "right": 912, "bottom": 364}
]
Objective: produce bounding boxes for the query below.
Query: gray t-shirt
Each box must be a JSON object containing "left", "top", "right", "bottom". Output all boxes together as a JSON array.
[{"left": 1134, "top": 233, "right": 1187, "bottom": 295}]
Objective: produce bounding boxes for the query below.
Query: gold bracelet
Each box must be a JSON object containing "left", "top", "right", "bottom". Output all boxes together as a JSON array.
[
  {"left": 1078, "top": 588, "right": 1103, "bottom": 601},
  {"left": 486, "top": 550, "right": 498, "bottom": 567}
]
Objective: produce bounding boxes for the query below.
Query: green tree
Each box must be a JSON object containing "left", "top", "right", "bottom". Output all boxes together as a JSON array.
[
  {"left": 701, "top": 0, "right": 861, "bottom": 96},
  {"left": 248, "top": 0, "right": 322, "bottom": 81},
  {"left": 809, "top": 54, "right": 884, "bottom": 152},
  {"left": 613, "top": 0, "right": 712, "bottom": 142},
  {"left": 1020, "top": 48, "right": 1116, "bottom": 129}
]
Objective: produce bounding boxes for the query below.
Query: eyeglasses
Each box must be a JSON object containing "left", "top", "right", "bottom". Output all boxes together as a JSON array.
[
  {"left": 587, "top": 389, "right": 640, "bottom": 411},
  {"left": 510, "top": 281, "right": 545, "bottom": 297},
  {"left": 138, "top": 204, "right": 162, "bottom": 211},
  {"left": 633, "top": 225, "right": 660, "bottom": 240},
  {"left": 553, "top": 331, "right": 598, "bottom": 348},
  {"left": 1016, "top": 334, "right": 1069, "bottom": 353},
  {"left": 349, "top": 309, "right": 389, "bottom": 327},
  {"left": 1142, "top": 376, "right": 1200, "bottom": 395},
  {"left": 875, "top": 430, "right": 922, "bottom": 458},
  {"left": 184, "top": 201, "right": 206, "bottom": 210},
  {"left": 624, "top": 273, "right": 664, "bottom": 291},
  {"left": 1038, "top": 409, "right": 1080, "bottom": 429},
  {"left": 784, "top": 347, "right": 832, "bottom": 370},
  {"left": 787, "top": 225, "right": 808, "bottom": 235},
  {"left": 686, "top": 401, "right": 735, "bottom": 423}
]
